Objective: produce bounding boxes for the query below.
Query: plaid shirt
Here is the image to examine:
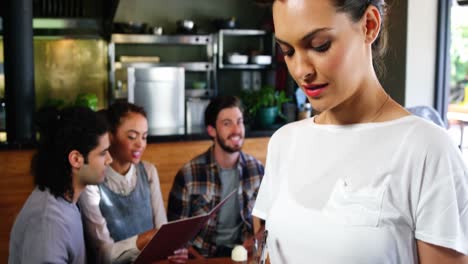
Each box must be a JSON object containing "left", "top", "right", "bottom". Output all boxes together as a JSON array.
[{"left": 167, "top": 146, "right": 264, "bottom": 257}]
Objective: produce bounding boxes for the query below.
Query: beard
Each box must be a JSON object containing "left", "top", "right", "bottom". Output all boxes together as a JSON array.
[{"left": 216, "top": 134, "right": 243, "bottom": 153}]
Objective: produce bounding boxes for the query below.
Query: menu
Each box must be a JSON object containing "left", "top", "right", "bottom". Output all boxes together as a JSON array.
[{"left": 134, "top": 190, "right": 237, "bottom": 264}]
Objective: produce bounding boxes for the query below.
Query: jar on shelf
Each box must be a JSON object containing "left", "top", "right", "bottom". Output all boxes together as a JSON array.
[{"left": 297, "top": 102, "right": 311, "bottom": 120}]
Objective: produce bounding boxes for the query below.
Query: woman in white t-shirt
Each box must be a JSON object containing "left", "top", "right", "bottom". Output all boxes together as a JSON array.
[
  {"left": 252, "top": 0, "right": 468, "bottom": 263},
  {"left": 79, "top": 101, "right": 188, "bottom": 264}
]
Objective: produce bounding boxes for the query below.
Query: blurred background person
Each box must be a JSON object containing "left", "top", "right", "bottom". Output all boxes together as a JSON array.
[
  {"left": 168, "top": 96, "right": 265, "bottom": 258},
  {"left": 9, "top": 106, "right": 111, "bottom": 264},
  {"left": 79, "top": 101, "right": 188, "bottom": 263}
]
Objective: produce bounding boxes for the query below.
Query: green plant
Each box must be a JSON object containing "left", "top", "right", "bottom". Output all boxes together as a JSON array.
[{"left": 241, "top": 85, "right": 291, "bottom": 118}]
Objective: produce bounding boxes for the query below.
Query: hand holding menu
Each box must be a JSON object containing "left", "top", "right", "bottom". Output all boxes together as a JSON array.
[{"left": 134, "top": 190, "right": 237, "bottom": 264}]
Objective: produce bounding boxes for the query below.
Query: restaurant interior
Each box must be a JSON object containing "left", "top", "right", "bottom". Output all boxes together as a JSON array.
[{"left": 0, "top": 0, "right": 467, "bottom": 262}]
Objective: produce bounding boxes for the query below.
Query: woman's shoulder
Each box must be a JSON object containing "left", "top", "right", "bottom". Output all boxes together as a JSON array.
[
  {"left": 272, "top": 118, "right": 313, "bottom": 139},
  {"left": 140, "top": 160, "right": 159, "bottom": 182},
  {"left": 402, "top": 115, "right": 452, "bottom": 143},
  {"left": 141, "top": 160, "right": 156, "bottom": 170},
  {"left": 396, "top": 116, "right": 463, "bottom": 164}
]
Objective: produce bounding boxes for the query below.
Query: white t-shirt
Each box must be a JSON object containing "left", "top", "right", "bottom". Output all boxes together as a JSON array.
[{"left": 253, "top": 116, "right": 468, "bottom": 263}]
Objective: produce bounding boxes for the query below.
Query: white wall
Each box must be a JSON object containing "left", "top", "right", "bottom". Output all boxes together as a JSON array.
[{"left": 405, "top": 0, "right": 438, "bottom": 107}]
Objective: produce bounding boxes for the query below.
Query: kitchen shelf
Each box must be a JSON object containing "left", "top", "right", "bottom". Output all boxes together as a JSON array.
[
  {"left": 116, "top": 61, "right": 213, "bottom": 72},
  {"left": 217, "top": 29, "right": 275, "bottom": 70},
  {"left": 219, "top": 64, "right": 272, "bottom": 70},
  {"left": 108, "top": 33, "right": 218, "bottom": 137},
  {"left": 109, "top": 32, "right": 217, "bottom": 99},
  {"left": 111, "top": 34, "right": 213, "bottom": 45},
  {"left": 218, "top": 29, "right": 268, "bottom": 36}
]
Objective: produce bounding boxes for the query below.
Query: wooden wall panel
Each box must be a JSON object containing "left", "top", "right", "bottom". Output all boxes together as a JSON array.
[
  {"left": 0, "top": 137, "right": 269, "bottom": 262},
  {"left": 0, "top": 150, "right": 35, "bottom": 263}
]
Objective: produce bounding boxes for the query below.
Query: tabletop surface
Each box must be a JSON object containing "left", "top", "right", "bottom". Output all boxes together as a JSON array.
[{"left": 157, "top": 257, "right": 234, "bottom": 263}]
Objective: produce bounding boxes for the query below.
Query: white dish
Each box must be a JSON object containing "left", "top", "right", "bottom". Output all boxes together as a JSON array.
[
  {"left": 226, "top": 53, "right": 248, "bottom": 64},
  {"left": 186, "top": 89, "right": 209, "bottom": 97},
  {"left": 250, "top": 55, "right": 272, "bottom": 65}
]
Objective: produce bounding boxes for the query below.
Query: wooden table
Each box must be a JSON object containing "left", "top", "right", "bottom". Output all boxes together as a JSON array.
[
  {"left": 156, "top": 257, "right": 231, "bottom": 263},
  {"left": 157, "top": 257, "right": 262, "bottom": 263}
]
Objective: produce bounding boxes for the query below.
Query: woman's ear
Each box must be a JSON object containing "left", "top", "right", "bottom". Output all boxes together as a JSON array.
[
  {"left": 362, "top": 5, "right": 382, "bottom": 45},
  {"left": 68, "top": 150, "right": 83, "bottom": 169},
  {"left": 207, "top": 125, "right": 217, "bottom": 138}
]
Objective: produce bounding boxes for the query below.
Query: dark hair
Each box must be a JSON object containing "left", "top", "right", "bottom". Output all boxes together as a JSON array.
[
  {"left": 103, "top": 100, "right": 147, "bottom": 134},
  {"left": 204, "top": 96, "right": 243, "bottom": 128},
  {"left": 334, "top": 0, "right": 388, "bottom": 75},
  {"left": 31, "top": 106, "right": 109, "bottom": 199},
  {"left": 268, "top": 0, "right": 389, "bottom": 75}
]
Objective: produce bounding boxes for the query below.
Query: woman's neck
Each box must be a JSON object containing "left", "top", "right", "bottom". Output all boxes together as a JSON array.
[
  {"left": 110, "top": 160, "right": 132, "bottom": 176},
  {"left": 316, "top": 81, "right": 390, "bottom": 125}
]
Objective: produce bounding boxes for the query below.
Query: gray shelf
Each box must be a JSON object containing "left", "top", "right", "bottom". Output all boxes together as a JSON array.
[
  {"left": 111, "top": 34, "right": 213, "bottom": 45},
  {"left": 217, "top": 29, "right": 275, "bottom": 70},
  {"left": 218, "top": 29, "right": 268, "bottom": 36},
  {"left": 116, "top": 61, "right": 213, "bottom": 72},
  {"left": 108, "top": 32, "right": 218, "bottom": 106},
  {"left": 219, "top": 64, "right": 271, "bottom": 70}
]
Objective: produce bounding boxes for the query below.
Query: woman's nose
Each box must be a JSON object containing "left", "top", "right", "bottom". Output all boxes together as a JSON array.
[
  {"left": 135, "top": 137, "right": 146, "bottom": 148},
  {"left": 290, "top": 51, "right": 316, "bottom": 83}
]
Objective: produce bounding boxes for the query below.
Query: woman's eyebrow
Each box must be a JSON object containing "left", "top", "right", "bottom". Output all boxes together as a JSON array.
[
  {"left": 301, "top": 27, "right": 333, "bottom": 42},
  {"left": 126, "top": 129, "right": 147, "bottom": 134},
  {"left": 275, "top": 27, "right": 333, "bottom": 45}
]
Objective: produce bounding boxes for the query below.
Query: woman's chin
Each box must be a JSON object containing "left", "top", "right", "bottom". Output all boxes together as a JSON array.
[{"left": 131, "top": 157, "right": 141, "bottom": 164}]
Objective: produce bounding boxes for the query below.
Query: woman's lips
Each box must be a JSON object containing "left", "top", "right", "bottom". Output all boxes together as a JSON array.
[
  {"left": 132, "top": 151, "right": 142, "bottom": 159},
  {"left": 303, "top": 83, "right": 328, "bottom": 98}
]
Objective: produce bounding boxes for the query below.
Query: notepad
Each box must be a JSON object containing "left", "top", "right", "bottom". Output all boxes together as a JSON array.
[{"left": 134, "top": 189, "right": 237, "bottom": 264}]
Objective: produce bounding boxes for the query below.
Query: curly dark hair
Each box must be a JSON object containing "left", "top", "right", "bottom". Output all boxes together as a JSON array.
[
  {"left": 31, "top": 106, "right": 109, "bottom": 199},
  {"left": 204, "top": 95, "right": 243, "bottom": 129},
  {"left": 101, "top": 100, "right": 147, "bottom": 134},
  {"left": 266, "top": 0, "right": 389, "bottom": 75}
]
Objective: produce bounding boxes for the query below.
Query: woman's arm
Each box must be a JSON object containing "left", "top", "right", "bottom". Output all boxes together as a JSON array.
[
  {"left": 145, "top": 162, "right": 189, "bottom": 263},
  {"left": 144, "top": 161, "right": 168, "bottom": 227},
  {"left": 417, "top": 240, "right": 468, "bottom": 264},
  {"left": 79, "top": 185, "right": 140, "bottom": 263}
]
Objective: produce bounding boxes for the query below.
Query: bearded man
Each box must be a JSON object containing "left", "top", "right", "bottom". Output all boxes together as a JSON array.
[{"left": 168, "top": 96, "right": 264, "bottom": 258}]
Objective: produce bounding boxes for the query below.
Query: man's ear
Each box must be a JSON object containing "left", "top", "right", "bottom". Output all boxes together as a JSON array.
[
  {"left": 68, "top": 150, "right": 83, "bottom": 169},
  {"left": 207, "top": 125, "right": 217, "bottom": 138},
  {"left": 362, "top": 5, "right": 381, "bottom": 45}
]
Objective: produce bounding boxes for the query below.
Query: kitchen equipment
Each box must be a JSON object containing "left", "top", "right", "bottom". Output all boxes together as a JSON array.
[
  {"left": 127, "top": 67, "right": 185, "bottom": 135},
  {"left": 149, "top": 26, "right": 163, "bottom": 35},
  {"left": 298, "top": 103, "right": 312, "bottom": 120},
  {"left": 250, "top": 55, "right": 272, "bottom": 65},
  {"left": 176, "top": 19, "right": 197, "bottom": 34},
  {"left": 186, "top": 89, "right": 209, "bottom": 98},
  {"left": 212, "top": 17, "right": 238, "bottom": 29},
  {"left": 186, "top": 98, "right": 210, "bottom": 134},
  {"left": 120, "top": 56, "right": 160, "bottom": 63},
  {"left": 226, "top": 53, "right": 248, "bottom": 64},
  {"left": 0, "top": 98, "right": 5, "bottom": 131},
  {"left": 113, "top": 22, "right": 148, "bottom": 34}
]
